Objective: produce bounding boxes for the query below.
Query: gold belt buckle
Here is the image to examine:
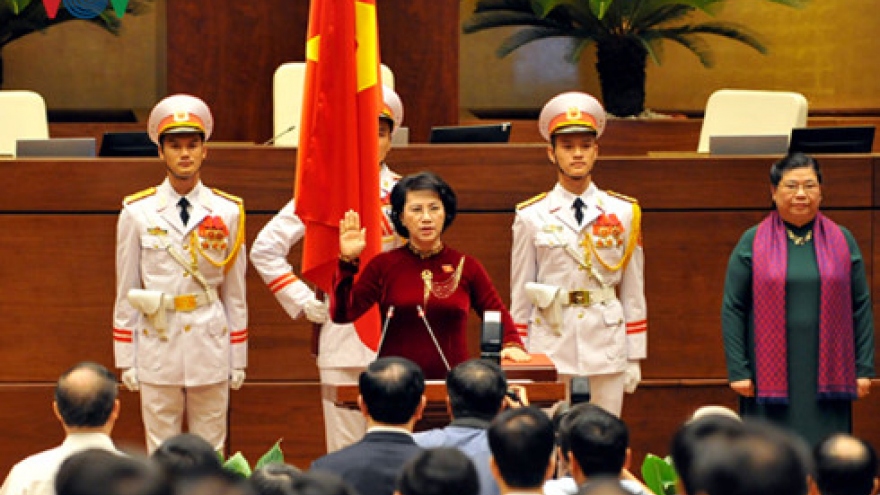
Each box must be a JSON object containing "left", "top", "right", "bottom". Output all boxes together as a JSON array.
[
  {"left": 174, "top": 294, "right": 198, "bottom": 312},
  {"left": 568, "top": 290, "right": 591, "bottom": 306}
]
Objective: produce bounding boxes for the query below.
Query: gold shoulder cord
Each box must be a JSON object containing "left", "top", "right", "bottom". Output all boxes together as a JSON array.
[
  {"left": 584, "top": 202, "right": 641, "bottom": 272},
  {"left": 190, "top": 197, "right": 247, "bottom": 273}
]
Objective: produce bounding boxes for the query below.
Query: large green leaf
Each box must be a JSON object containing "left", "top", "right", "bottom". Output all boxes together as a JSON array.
[
  {"left": 642, "top": 454, "right": 679, "bottom": 495},
  {"left": 463, "top": 11, "right": 557, "bottom": 33},
  {"left": 254, "top": 439, "right": 285, "bottom": 470},
  {"left": 223, "top": 452, "right": 253, "bottom": 478}
]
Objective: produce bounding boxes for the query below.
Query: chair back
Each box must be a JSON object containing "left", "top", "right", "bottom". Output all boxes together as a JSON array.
[
  {"left": 697, "top": 89, "right": 808, "bottom": 153},
  {"left": 272, "top": 63, "right": 394, "bottom": 146},
  {"left": 0, "top": 90, "right": 49, "bottom": 156}
]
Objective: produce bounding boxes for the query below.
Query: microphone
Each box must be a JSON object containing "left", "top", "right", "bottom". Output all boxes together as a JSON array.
[
  {"left": 480, "top": 310, "right": 503, "bottom": 364},
  {"left": 415, "top": 305, "right": 451, "bottom": 372},
  {"left": 263, "top": 124, "right": 296, "bottom": 145},
  {"left": 375, "top": 305, "right": 395, "bottom": 355}
]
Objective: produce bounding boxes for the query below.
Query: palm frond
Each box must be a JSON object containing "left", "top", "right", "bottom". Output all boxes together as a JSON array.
[
  {"left": 463, "top": 11, "right": 558, "bottom": 34},
  {"left": 636, "top": 31, "right": 666, "bottom": 65},
  {"left": 652, "top": 29, "right": 715, "bottom": 66},
  {"left": 766, "top": 0, "right": 809, "bottom": 7},
  {"left": 564, "top": 37, "right": 597, "bottom": 63},
  {"left": 496, "top": 25, "right": 570, "bottom": 57},
  {"left": 473, "top": 0, "right": 536, "bottom": 14},
  {"left": 671, "top": 21, "right": 767, "bottom": 53},
  {"left": 630, "top": 5, "right": 695, "bottom": 31}
]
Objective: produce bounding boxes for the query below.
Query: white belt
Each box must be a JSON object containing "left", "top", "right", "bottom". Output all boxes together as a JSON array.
[
  {"left": 561, "top": 287, "right": 616, "bottom": 307},
  {"left": 162, "top": 288, "right": 218, "bottom": 312}
]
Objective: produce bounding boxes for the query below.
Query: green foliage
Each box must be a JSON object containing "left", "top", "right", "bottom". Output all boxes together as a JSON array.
[
  {"left": 641, "top": 454, "right": 679, "bottom": 495},
  {"left": 463, "top": 0, "right": 809, "bottom": 67},
  {"left": 219, "top": 439, "right": 285, "bottom": 478},
  {"left": 0, "top": 0, "right": 153, "bottom": 50}
]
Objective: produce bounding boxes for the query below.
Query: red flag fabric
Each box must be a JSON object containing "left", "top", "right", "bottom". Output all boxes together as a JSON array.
[{"left": 295, "top": 0, "right": 383, "bottom": 349}]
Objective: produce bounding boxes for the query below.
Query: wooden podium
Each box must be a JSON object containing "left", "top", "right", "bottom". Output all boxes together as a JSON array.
[{"left": 321, "top": 354, "right": 565, "bottom": 429}]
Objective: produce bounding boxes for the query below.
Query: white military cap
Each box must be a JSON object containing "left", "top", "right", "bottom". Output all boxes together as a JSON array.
[
  {"left": 538, "top": 91, "right": 607, "bottom": 141},
  {"left": 147, "top": 94, "right": 214, "bottom": 144},
  {"left": 380, "top": 85, "right": 404, "bottom": 135}
]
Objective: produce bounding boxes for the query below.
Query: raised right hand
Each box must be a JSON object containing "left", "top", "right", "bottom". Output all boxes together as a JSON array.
[{"left": 339, "top": 210, "right": 367, "bottom": 259}]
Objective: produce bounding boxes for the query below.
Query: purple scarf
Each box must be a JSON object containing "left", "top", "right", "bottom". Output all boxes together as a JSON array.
[{"left": 752, "top": 211, "right": 857, "bottom": 404}]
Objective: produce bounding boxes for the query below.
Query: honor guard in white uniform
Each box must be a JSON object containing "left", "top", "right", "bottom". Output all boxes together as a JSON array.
[
  {"left": 112, "top": 94, "right": 248, "bottom": 452},
  {"left": 250, "top": 86, "right": 404, "bottom": 452},
  {"left": 510, "top": 92, "right": 647, "bottom": 416}
]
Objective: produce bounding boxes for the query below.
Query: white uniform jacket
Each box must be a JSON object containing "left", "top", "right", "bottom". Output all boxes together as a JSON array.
[
  {"left": 113, "top": 179, "right": 248, "bottom": 386},
  {"left": 250, "top": 164, "right": 400, "bottom": 369},
  {"left": 510, "top": 182, "right": 647, "bottom": 376}
]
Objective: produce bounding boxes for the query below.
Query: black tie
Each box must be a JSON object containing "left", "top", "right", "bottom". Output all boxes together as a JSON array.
[
  {"left": 178, "top": 197, "right": 190, "bottom": 226},
  {"left": 572, "top": 198, "right": 585, "bottom": 225}
]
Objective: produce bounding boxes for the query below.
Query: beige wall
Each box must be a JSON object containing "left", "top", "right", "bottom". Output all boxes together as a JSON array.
[
  {"left": 460, "top": 0, "right": 880, "bottom": 114},
  {"left": 2, "top": 0, "right": 165, "bottom": 111}
]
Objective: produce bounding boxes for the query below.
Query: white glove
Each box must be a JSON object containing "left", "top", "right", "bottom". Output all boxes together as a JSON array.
[
  {"left": 623, "top": 361, "right": 641, "bottom": 394},
  {"left": 230, "top": 369, "right": 246, "bottom": 390},
  {"left": 303, "top": 298, "right": 329, "bottom": 324},
  {"left": 121, "top": 368, "right": 139, "bottom": 392}
]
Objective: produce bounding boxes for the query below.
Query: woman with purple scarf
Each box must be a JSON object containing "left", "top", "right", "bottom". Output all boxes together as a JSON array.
[{"left": 722, "top": 152, "right": 875, "bottom": 446}]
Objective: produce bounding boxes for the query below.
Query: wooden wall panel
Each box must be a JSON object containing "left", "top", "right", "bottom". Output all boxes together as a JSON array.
[
  {"left": 165, "top": 2, "right": 458, "bottom": 144},
  {"left": 0, "top": 150, "right": 878, "bottom": 476}
]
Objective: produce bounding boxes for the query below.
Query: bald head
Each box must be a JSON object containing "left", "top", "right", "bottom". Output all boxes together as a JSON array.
[
  {"left": 55, "top": 362, "right": 118, "bottom": 428},
  {"left": 814, "top": 434, "right": 878, "bottom": 495}
]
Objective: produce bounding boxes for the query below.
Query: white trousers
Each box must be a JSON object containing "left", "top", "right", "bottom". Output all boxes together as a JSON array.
[
  {"left": 558, "top": 372, "right": 625, "bottom": 417},
  {"left": 320, "top": 367, "right": 367, "bottom": 453},
  {"left": 140, "top": 382, "right": 229, "bottom": 453}
]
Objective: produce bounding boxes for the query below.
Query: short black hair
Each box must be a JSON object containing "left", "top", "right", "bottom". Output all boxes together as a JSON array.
[
  {"left": 56, "top": 449, "right": 170, "bottom": 495},
  {"left": 769, "top": 152, "right": 822, "bottom": 187},
  {"left": 670, "top": 413, "right": 745, "bottom": 495},
  {"left": 152, "top": 433, "right": 223, "bottom": 484},
  {"left": 397, "top": 448, "right": 479, "bottom": 495},
  {"left": 447, "top": 359, "right": 507, "bottom": 421},
  {"left": 488, "top": 407, "right": 555, "bottom": 489},
  {"left": 290, "top": 472, "right": 357, "bottom": 495},
  {"left": 359, "top": 357, "right": 425, "bottom": 425},
  {"left": 54, "top": 361, "right": 118, "bottom": 428},
  {"left": 690, "top": 422, "right": 811, "bottom": 495},
  {"left": 389, "top": 171, "right": 457, "bottom": 238},
  {"left": 562, "top": 403, "right": 629, "bottom": 477},
  {"left": 814, "top": 434, "right": 878, "bottom": 495},
  {"left": 250, "top": 463, "right": 303, "bottom": 495}
]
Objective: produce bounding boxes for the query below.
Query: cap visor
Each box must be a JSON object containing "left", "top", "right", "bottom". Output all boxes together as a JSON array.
[{"left": 553, "top": 125, "right": 597, "bottom": 136}]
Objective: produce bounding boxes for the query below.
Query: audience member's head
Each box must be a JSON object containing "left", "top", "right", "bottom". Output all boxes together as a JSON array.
[
  {"left": 488, "top": 407, "right": 555, "bottom": 491},
  {"left": 670, "top": 412, "right": 745, "bottom": 495},
  {"left": 54, "top": 361, "right": 119, "bottom": 431},
  {"left": 55, "top": 449, "right": 169, "bottom": 495},
  {"left": 289, "top": 472, "right": 358, "bottom": 495},
  {"left": 359, "top": 357, "right": 425, "bottom": 426},
  {"left": 552, "top": 402, "right": 574, "bottom": 478},
  {"left": 446, "top": 359, "right": 508, "bottom": 421},
  {"left": 250, "top": 463, "right": 303, "bottom": 495},
  {"left": 151, "top": 433, "right": 223, "bottom": 484},
  {"left": 396, "top": 447, "right": 479, "bottom": 495},
  {"left": 562, "top": 403, "right": 629, "bottom": 482},
  {"left": 690, "top": 422, "right": 811, "bottom": 495},
  {"left": 174, "top": 469, "right": 254, "bottom": 495},
  {"left": 577, "top": 476, "right": 636, "bottom": 495},
  {"left": 813, "top": 434, "right": 878, "bottom": 495},
  {"left": 689, "top": 406, "right": 741, "bottom": 423}
]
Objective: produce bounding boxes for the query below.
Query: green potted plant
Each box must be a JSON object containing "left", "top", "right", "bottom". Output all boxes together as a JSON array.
[
  {"left": 463, "top": 0, "right": 808, "bottom": 117},
  {"left": 0, "top": 0, "right": 153, "bottom": 87}
]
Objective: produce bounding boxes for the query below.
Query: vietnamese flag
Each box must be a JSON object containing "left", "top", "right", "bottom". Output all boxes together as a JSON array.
[{"left": 294, "top": 0, "right": 383, "bottom": 349}]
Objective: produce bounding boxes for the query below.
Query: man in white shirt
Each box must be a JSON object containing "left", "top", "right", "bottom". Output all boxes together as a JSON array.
[{"left": 0, "top": 362, "right": 122, "bottom": 495}]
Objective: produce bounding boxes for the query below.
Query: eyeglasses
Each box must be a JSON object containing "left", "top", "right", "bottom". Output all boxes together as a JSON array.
[{"left": 780, "top": 181, "right": 820, "bottom": 194}]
